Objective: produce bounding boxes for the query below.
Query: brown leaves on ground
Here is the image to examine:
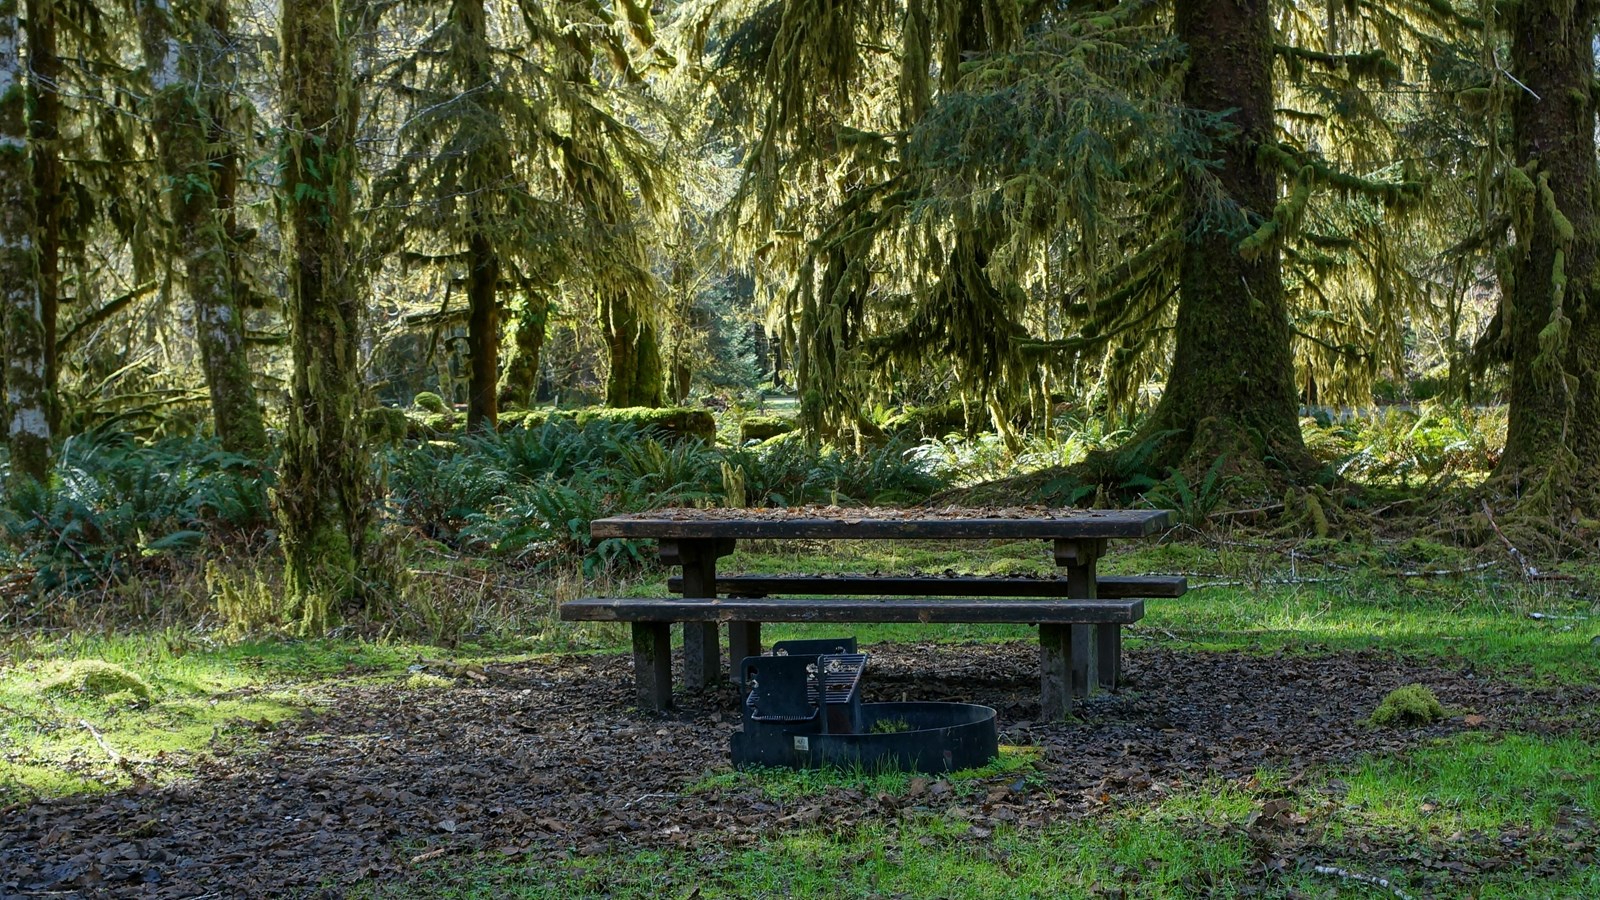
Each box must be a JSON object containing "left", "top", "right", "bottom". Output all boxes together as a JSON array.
[{"left": 0, "top": 643, "right": 1580, "bottom": 898}]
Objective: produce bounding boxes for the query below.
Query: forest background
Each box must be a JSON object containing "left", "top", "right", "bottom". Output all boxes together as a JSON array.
[
  {"left": 8, "top": 3, "right": 1600, "bottom": 895},
  {"left": 0, "top": 0, "right": 1597, "bottom": 634}
]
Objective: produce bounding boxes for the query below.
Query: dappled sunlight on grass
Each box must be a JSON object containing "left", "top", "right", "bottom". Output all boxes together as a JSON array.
[{"left": 1338, "top": 734, "right": 1600, "bottom": 837}]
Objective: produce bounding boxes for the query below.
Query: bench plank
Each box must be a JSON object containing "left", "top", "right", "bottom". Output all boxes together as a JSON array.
[
  {"left": 561, "top": 597, "right": 1144, "bottom": 625},
  {"left": 592, "top": 510, "right": 1173, "bottom": 541},
  {"left": 666, "top": 573, "right": 1186, "bottom": 599}
]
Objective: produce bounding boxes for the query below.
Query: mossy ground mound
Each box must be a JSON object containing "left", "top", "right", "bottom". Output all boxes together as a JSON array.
[
  {"left": 573, "top": 407, "right": 715, "bottom": 443},
  {"left": 1369, "top": 683, "right": 1445, "bottom": 727},
  {"left": 38, "top": 661, "right": 152, "bottom": 701},
  {"left": 740, "top": 415, "right": 794, "bottom": 443},
  {"left": 387, "top": 405, "right": 715, "bottom": 442}
]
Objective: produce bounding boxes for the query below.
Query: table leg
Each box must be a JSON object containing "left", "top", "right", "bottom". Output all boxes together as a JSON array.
[
  {"left": 632, "top": 621, "right": 673, "bottom": 710},
  {"left": 1055, "top": 539, "right": 1106, "bottom": 699},
  {"left": 1072, "top": 624, "right": 1100, "bottom": 698},
  {"left": 1039, "top": 623, "right": 1074, "bottom": 720},
  {"left": 728, "top": 621, "right": 761, "bottom": 684},
  {"left": 1097, "top": 624, "right": 1121, "bottom": 690},
  {"left": 679, "top": 543, "right": 724, "bottom": 691}
]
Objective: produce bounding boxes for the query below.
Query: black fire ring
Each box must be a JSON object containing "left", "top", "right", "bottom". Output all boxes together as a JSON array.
[{"left": 729, "top": 638, "right": 1000, "bottom": 775}]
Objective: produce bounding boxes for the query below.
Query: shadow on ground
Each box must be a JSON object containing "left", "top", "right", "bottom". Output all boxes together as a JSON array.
[{"left": 0, "top": 642, "right": 1564, "bottom": 898}]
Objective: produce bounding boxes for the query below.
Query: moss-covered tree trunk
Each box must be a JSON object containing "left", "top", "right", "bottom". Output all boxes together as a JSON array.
[
  {"left": 1131, "top": 0, "right": 1306, "bottom": 474},
  {"left": 278, "top": 0, "right": 372, "bottom": 634},
  {"left": 138, "top": 0, "right": 268, "bottom": 456},
  {"left": 603, "top": 289, "right": 664, "bottom": 407},
  {"left": 465, "top": 221, "right": 499, "bottom": 429},
  {"left": 1495, "top": 0, "right": 1600, "bottom": 518},
  {"left": 24, "top": 0, "right": 60, "bottom": 434},
  {"left": 458, "top": 0, "right": 501, "bottom": 430},
  {"left": 1, "top": 0, "right": 49, "bottom": 483},
  {"left": 497, "top": 293, "right": 548, "bottom": 409}
]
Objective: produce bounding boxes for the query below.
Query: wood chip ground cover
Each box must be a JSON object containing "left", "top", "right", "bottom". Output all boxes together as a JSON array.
[{"left": 3, "top": 642, "right": 1593, "bottom": 898}]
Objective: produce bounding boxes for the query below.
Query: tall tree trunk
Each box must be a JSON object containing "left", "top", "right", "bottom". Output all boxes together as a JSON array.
[
  {"left": 24, "top": 0, "right": 60, "bottom": 434},
  {"left": 497, "top": 292, "right": 548, "bottom": 410},
  {"left": 459, "top": 0, "right": 500, "bottom": 430},
  {"left": 278, "top": 0, "right": 372, "bottom": 634},
  {"left": 603, "top": 288, "right": 664, "bottom": 407},
  {"left": 138, "top": 0, "right": 268, "bottom": 456},
  {"left": 465, "top": 221, "right": 499, "bottom": 429},
  {"left": 1131, "top": 0, "right": 1306, "bottom": 475},
  {"left": 1496, "top": 0, "right": 1600, "bottom": 518},
  {"left": 1, "top": 0, "right": 49, "bottom": 483}
]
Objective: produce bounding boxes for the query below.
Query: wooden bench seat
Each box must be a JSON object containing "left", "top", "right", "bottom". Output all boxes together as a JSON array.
[
  {"left": 560, "top": 597, "right": 1144, "bottom": 714},
  {"left": 665, "top": 574, "right": 1186, "bottom": 599},
  {"left": 562, "top": 596, "right": 1144, "bottom": 624}
]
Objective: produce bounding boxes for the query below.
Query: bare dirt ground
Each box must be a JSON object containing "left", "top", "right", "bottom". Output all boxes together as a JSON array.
[{"left": 2, "top": 643, "right": 1591, "bottom": 898}]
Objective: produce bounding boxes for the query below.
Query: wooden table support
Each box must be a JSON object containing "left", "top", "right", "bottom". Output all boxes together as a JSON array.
[
  {"left": 659, "top": 537, "right": 736, "bottom": 693},
  {"left": 1054, "top": 538, "right": 1107, "bottom": 704},
  {"left": 631, "top": 621, "right": 672, "bottom": 710},
  {"left": 728, "top": 622, "right": 762, "bottom": 675},
  {"left": 1038, "top": 623, "right": 1075, "bottom": 719}
]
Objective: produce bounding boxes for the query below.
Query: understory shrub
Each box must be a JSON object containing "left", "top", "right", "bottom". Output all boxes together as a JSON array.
[
  {"left": 388, "top": 418, "right": 946, "bottom": 573},
  {"left": 1304, "top": 404, "right": 1505, "bottom": 487},
  {"left": 0, "top": 429, "right": 272, "bottom": 591}
]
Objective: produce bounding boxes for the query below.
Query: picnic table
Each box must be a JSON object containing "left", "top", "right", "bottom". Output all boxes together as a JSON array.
[{"left": 561, "top": 506, "right": 1180, "bottom": 719}]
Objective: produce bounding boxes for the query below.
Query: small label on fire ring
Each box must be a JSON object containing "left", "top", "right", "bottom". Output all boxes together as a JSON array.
[{"left": 793, "top": 736, "right": 810, "bottom": 751}]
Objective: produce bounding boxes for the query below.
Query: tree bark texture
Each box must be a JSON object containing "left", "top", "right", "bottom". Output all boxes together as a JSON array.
[
  {"left": 278, "top": 0, "right": 373, "bottom": 634},
  {"left": 466, "top": 222, "right": 499, "bottom": 429},
  {"left": 1497, "top": 0, "right": 1600, "bottom": 515},
  {"left": 1141, "top": 0, "right": 1306, "bottom": 472},
  {"left": 455, "top": 0, "right": 504, "bottom": 430},
  {"left": 139, "top": 0, "right": 268, "bottom": 456},
  {"left": 603, "top": 288, "right": 664, "bottom": 408},
  {"left": 497, "top": 292, "right": 548, "bottom": 409},
  {"left": 1, "top": 0, "right": 49, "bottom": 483},
  {"left": 23, "top": 0, "right": 60, "bottom": 433}
]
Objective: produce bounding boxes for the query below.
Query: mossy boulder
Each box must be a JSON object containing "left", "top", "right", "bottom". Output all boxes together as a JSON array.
[
  {"left": 574, "top": 406, "right": 716, "bottom": 443},
  {"left": 1369, "top": 684, "right": 1446, "bottom": 727},
  {"left": 413, "top": 392, "right": 450, "bottom": 414},
  {"left": 364, "top": 405, "right": 414, "bottom": 445},
  {"left": 496, "top": 408, "right": 558, "bottom": 430},
  {"left": 39, "top": 661, "right": 152, "bottom": 701},
  {"left": 739, "top": 415, "right": 794, "bottom": 443}
]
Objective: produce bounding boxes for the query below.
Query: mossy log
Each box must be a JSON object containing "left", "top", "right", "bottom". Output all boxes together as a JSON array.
[
  {"left": 739, "top": 415, "right": 795, "bottom": 443},
  {"left": 576, "top": 406, "right": 715, "bottom": 443}
]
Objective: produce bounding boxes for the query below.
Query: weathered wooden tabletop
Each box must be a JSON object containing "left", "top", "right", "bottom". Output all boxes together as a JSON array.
[{"left": 590, "top": 506, "right": 1174, "bottom": 541}]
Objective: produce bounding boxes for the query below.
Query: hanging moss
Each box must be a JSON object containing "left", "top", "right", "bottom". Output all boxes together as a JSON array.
[
  {"left": 1, "top": 0, "right": 50, "bottom": 484},
  {"left": 276, "top": 0, "right": 376, "bottom": 636},
  {"left": 1495, "top": 0, "right": 1600, "bottom": 528}
]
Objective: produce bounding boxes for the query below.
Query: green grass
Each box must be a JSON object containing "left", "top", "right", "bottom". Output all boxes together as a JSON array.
[
  {"left": 366, "top": 792, "right": 1266, "bottom": 899},
  {"left": 1338, "top": 733, "right": 1600, "bottom": 836},
  {"left": 0, "top": 631, "right": 543, "bottom": 804},
  {"left": 689, "top": 744, "right": 1044, "bottom": 803},
  {"left": 367, "top": 732, "right": 1600, "bottom": 899}
]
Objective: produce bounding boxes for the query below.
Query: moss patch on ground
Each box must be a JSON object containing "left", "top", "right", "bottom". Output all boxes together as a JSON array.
[{"left": 1370, "top": 683, "right": 1447, "bottom": 727}]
